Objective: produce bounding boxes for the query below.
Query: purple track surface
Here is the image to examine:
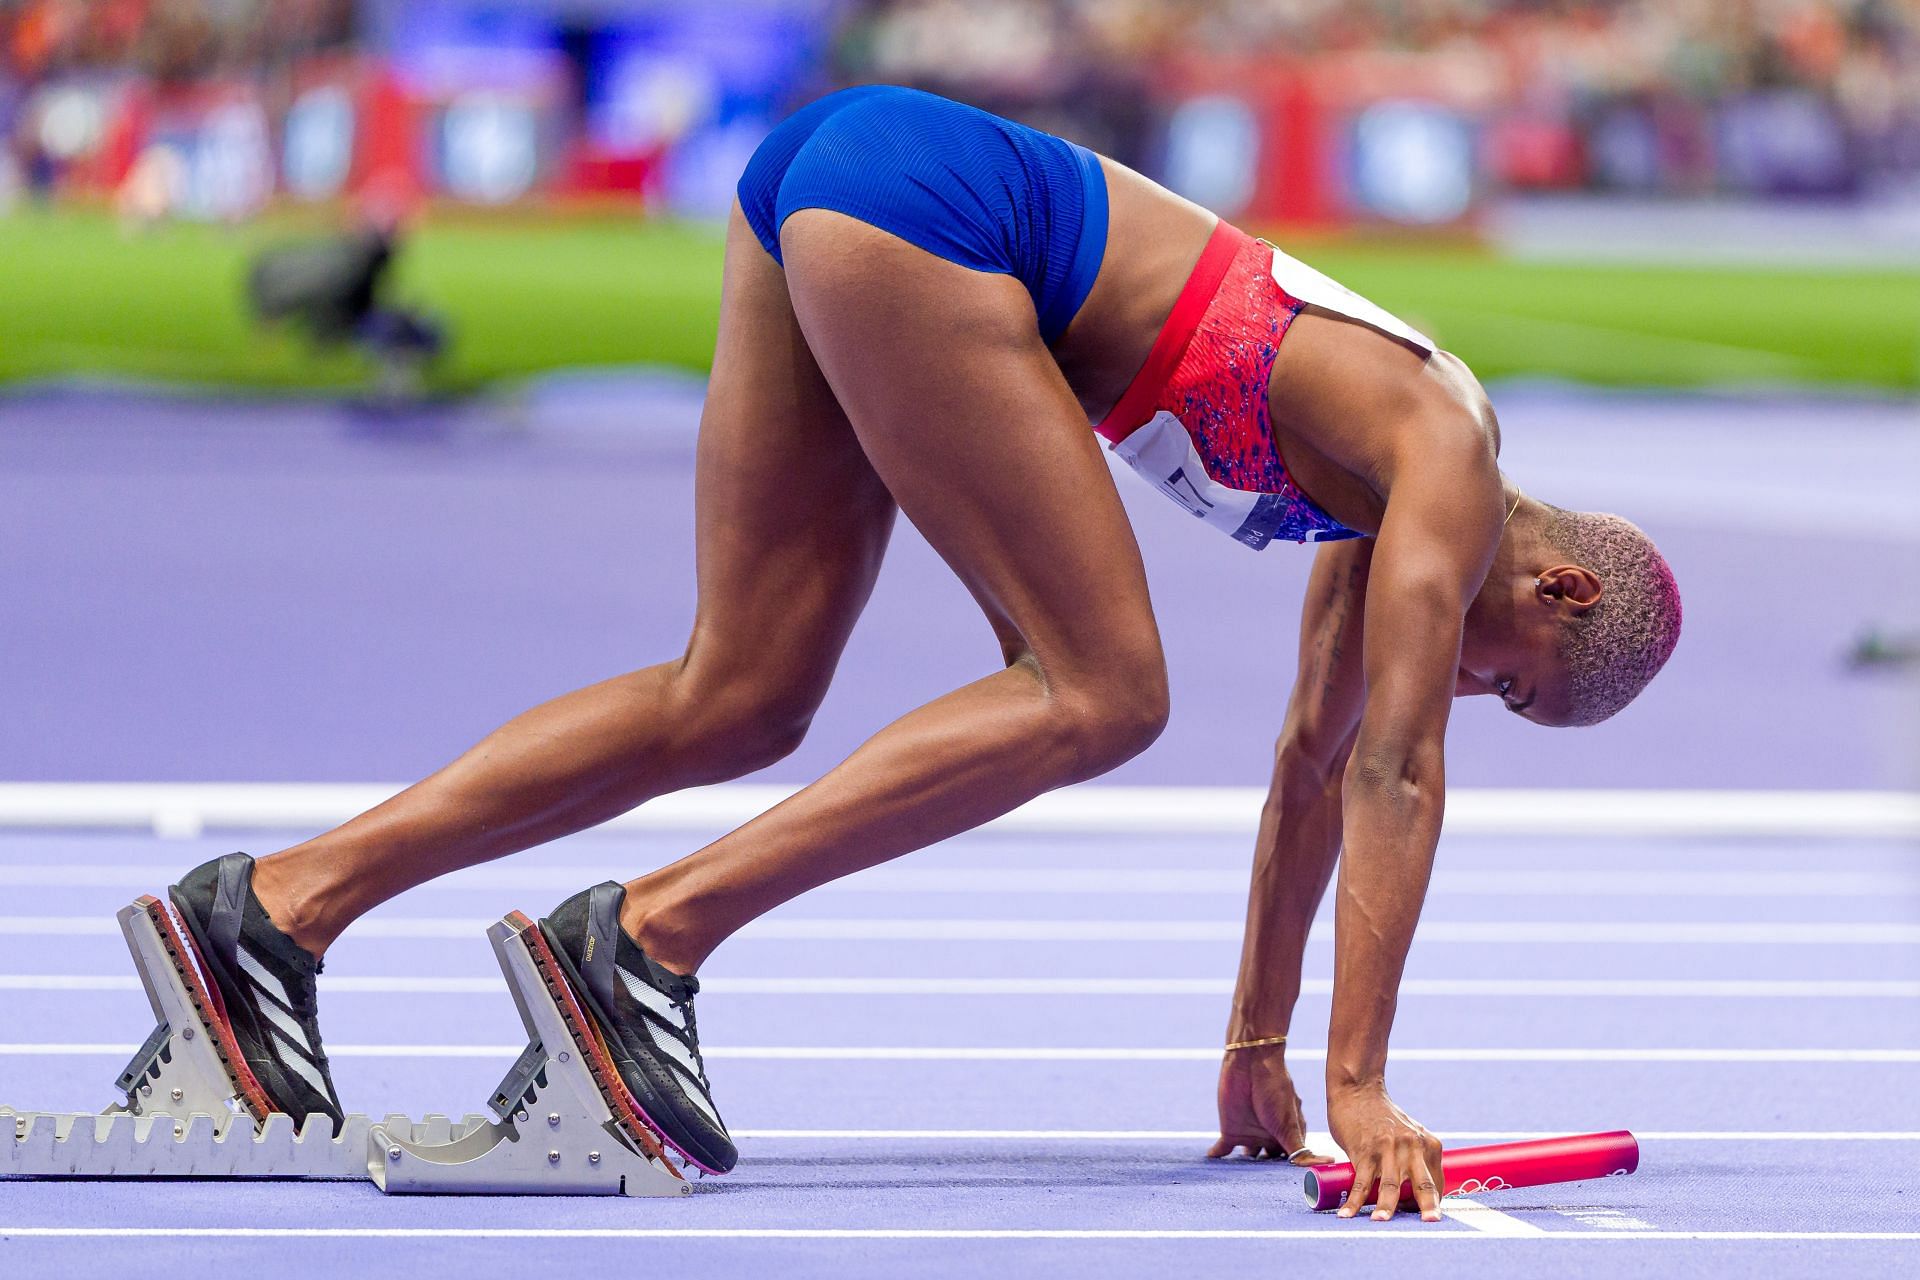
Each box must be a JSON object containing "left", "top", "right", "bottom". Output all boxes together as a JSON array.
[
  {"left": 3, "top": 379, "right": 1917, "bottom": 789},
  {"left": 3, "top": 379, "right": 1918, "bottom": 1274}
]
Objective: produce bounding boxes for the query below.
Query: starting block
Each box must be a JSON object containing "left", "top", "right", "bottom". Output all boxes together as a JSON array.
[{"left": 2, "top": 898, "right": 690, "bottom": 1197}]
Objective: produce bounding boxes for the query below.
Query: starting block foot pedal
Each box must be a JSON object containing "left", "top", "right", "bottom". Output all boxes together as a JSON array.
[{"left": 2, "top": 900, "right": 689, "bottom": 1197}]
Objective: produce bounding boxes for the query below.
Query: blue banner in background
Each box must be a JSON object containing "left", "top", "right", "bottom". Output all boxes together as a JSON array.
[
  {"left": 585, "top": 4, "right": 828, "bottom": 216},
  {"left": 362, "top": 0, "right": 832, "bottom": 214}
]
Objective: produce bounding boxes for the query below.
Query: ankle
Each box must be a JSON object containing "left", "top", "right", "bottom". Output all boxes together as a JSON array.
[
  {"left": 617, "top": 886, "right": 705, "bottom": 976},
  {"left": 248, "top": 853, "right": 344, "bottom": 959}
]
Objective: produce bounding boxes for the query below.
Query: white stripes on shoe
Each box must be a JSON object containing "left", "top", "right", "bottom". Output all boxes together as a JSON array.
[
  {"left": 235, "top": 943, "right": 293, "bottom": 1009},
  {"left": 235, "top": 940, "right": 332, "bottom": 1101},
  {"left": 673, "top": 1073, "right": 724, "bottom": 1129},
  {"left": 271, "top": 1027, "right": 333, "bottom": 1097},
  {"left": 648, "top": 1021, "right": 705, "bottom": 1085},
  {"left": 616, "top": 963, "right": 723, "bottom": 1130},
  {"left": 255, "top": 989, "right": 312, "bottom": 1049},
  {"left": 619, "top": 967, "right": 688, "bottom": 1033}
]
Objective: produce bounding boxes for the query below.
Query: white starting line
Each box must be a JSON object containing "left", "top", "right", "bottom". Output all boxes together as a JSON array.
[{"left": 1, "top": 783, "right": 1914, "bottom": 839}]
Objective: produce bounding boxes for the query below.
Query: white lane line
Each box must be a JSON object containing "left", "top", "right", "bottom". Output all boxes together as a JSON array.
[
  {"left": 6, "top": 916, "right": 1916, "bottom": 946},
  {"left": 680, "top": 978, "right": 1920, "bottom": 998},
  {"left": 714, "top": 976, "right": 1920, "bottom": 999},
  {"left": 0, "top": 975, "right": 508, "bottom": 993},
  {"left": 0, "top": 1226, "right": 1914, "bottom": 1241},
  {"left": 3, "top": 1044, "right": 1916, "bottom": 1063},
  {"left": 740, "top": 1129, "right": 1231, "bottom": 1140},
  {"left": 0, "top": 1042, "right": 502, "bottom": 1058},
  {"left": 721, "top": 1047, "right": 1920, "bottom": 1064},
  {"left": 731, "top": 1129, "right": 1920, "bottom": 1142},
  {"left": 5, "top": 975, "right": 1915, "bottom": 998},
  {"left": 39, "top": 1120, "right": 1858, "bottom": 1144},
  {"left": 738, "top": 920, "right": 1920, "bottom": 945},
  {"left": 4, "top": 865, "right": 1907, "bottom": 898},
  {"left": 2, "top": 783, "right": 1915, "bottom": 838},
  {"left": 1442, "top": 1199, "right": 1550, "bottom": 1236},
  {"left": 727, "top": 870, "right": 1809, "bottom": 900}
]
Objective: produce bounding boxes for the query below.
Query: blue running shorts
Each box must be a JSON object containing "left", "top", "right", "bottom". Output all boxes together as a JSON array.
[{"left": 737, "top": 85, "right": 1109, "bottom": 344}]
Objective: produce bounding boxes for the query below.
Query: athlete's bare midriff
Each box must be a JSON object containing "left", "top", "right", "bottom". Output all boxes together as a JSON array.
[{"left": 1048, "top": 157, "right": 1218, "bottom": 424}]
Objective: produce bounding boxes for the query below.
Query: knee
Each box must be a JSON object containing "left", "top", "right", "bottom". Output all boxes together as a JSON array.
[
  {"left": 725, "top": 703, "right": 815, "bottom": 773},
  {"left": 667, "top": 668, "right": 820, "bottom": 778},
  {"left": 1049, "top": 657, "right": 1170, "bottom": 781}
]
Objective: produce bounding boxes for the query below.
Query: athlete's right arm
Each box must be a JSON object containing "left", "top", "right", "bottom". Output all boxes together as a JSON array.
[
  {"left": 1236, "top": 536, "right": 1372, "bottom": 1033},
  {"left": 1209, "top": 537, "right": 1371, "bottom": 1161}
]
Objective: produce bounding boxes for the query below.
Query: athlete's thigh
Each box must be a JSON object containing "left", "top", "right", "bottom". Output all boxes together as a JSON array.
[
  {"left": 777, "top": 210, "right": 1160, "bottom": 682},
  {"left": 685, "top": 206, "right": 896, "bottom": 702}
]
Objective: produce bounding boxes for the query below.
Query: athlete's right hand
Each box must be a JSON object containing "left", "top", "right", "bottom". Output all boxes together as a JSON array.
[
  {"left": 1326, "top": 1081, "right": 1445, "bottom": 1221},
  {"left": 1207, "top": 1043, "right": 1336, "bottom": 1165}
]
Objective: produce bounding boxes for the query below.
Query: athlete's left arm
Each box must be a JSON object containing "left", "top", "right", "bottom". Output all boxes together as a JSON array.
[{"left": 1325, "top": 417, "right": 1504, "bottom": 1218}]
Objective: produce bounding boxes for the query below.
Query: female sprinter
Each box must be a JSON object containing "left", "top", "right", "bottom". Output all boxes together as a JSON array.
[{"left": 158, "top": 86, "right": 1681, "bottom": 1223}]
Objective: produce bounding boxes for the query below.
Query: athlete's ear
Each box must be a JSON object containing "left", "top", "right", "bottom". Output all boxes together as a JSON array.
[{"left": 1535, "top": 564, "right": 1602, "bottom": 613}]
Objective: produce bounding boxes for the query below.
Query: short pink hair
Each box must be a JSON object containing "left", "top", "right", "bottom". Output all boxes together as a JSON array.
[{"left": 1544, "top": 508, "right": 1683, "bottom": 727}]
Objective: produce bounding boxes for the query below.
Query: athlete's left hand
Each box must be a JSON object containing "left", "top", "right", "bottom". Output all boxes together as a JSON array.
[{"left": 1206, "top": 1043, "right": 1337, "bottom": 1165}]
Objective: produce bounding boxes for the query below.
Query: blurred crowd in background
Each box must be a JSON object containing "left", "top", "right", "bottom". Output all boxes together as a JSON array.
[
  {"left": 840, "top": 0, "right": 1920, "bottom": 201},
  {"left": 4, "top": 0, "right": 1918, "bottom": 228}
]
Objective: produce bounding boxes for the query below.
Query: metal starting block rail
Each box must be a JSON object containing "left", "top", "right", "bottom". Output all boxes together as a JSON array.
[{"left": 2, "top": 900, "right": 690, "bottom": 1197}]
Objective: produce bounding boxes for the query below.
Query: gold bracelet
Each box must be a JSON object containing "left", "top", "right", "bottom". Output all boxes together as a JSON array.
[{"left": 1224, "top": 1035, "right": 1288, "bottom": 1052}]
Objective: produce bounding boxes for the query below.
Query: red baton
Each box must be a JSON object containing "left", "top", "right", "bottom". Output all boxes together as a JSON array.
[{"left": 1303, "top": 1130, "right": 1640, "bottom": 1211}]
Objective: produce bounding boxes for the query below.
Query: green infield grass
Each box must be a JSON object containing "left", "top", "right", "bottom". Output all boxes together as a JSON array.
[{"left": 2, "top": 205, "right": 1915, "bottom": 393}]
